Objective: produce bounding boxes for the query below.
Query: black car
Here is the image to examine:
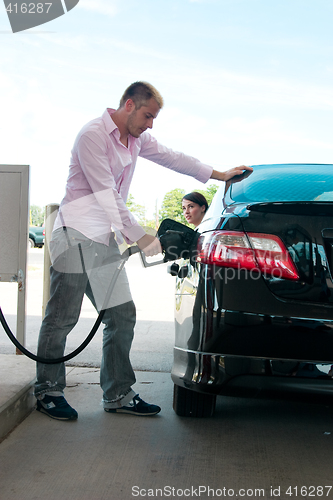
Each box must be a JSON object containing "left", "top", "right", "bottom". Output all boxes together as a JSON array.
[{"left": 170, "top": 164, "right": 333, "bottom": 417}]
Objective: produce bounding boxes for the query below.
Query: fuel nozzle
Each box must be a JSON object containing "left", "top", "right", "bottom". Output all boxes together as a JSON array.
[{"left": 139, "top": 219, "right": 200, "bottom": 268}]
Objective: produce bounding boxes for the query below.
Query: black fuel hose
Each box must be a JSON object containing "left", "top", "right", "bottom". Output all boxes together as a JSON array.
[
  {"left": 0, "top": 305, "right": 106, "bottom": 364},
  {"left": 0, "top": 246, "right": 140, "bottom": 364}
]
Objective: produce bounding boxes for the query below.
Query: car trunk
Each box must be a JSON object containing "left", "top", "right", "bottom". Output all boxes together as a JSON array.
[{"left": 241, "top": 202, "right": 333, "bottom": 306}]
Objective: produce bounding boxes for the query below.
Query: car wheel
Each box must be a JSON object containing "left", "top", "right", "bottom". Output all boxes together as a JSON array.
[
  {"left": 173, "top": 384, "right": 216, "bottom": 417},
  {"left": 28, "top": 238, "right": 35, "bottom": 249}
]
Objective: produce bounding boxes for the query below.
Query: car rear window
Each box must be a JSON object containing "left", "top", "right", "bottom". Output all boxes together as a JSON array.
[{"left": 230, "top": 164, "right": 333, "bottom": 203}]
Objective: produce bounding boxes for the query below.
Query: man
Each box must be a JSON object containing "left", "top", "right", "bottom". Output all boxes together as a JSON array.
[{"left": 35, "top": 81, "right": 252, "bottom": 420}]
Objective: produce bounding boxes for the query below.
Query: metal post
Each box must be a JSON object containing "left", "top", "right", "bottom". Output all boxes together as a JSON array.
[
  {"left": 42, "top": 203, "right": 59, "bottom": 318},
  {"left": 0, "top": 164, "right": 29, "bottom": 354},
  {"left": 16, "top": 167, "right": 29, "bottom": 353}
]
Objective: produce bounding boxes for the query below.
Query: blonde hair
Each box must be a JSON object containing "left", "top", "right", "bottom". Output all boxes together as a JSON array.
[{"left": 119, "top": 81, "right": 164, "bottom": 110}]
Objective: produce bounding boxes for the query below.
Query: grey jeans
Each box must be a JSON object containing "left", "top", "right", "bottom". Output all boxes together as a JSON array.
[{"left": 35, "top": 227, "right": 136, "bottom": 408}]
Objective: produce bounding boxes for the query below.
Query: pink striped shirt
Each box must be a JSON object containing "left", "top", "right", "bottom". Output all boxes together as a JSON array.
[{"left": 54, "top": 108, "right": 213, "bottom": 245}]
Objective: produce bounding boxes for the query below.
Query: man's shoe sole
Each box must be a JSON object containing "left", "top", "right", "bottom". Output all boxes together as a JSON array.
[{"left": 104, "top": 407, "right": 160, "bottom": 416}]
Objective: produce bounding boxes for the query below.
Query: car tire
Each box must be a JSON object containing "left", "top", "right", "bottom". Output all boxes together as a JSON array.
[
  {"left": 173, "top": 384, "right": 216, "bottom": 418},
  {"left": 28, "top": 238, "right": 35, "bottom": 249}
]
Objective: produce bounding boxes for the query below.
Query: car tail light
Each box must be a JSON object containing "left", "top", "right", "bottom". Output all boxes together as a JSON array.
[{"left": 197, "top": 231, "right": 299, "bottom": 280}]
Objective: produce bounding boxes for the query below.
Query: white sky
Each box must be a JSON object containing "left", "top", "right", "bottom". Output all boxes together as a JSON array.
[{"left": 0, "top": 0, "right": 333, "bottom": 218}]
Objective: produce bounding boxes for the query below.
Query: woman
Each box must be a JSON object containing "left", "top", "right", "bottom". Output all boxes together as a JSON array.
[{"left": 182, "top": 191, "right": 209, "bottom": 228}]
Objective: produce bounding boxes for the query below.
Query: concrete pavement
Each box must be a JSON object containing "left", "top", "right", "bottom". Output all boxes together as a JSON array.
[{"left": 2, "top": 365, "right": 333, "bottom": 500}]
